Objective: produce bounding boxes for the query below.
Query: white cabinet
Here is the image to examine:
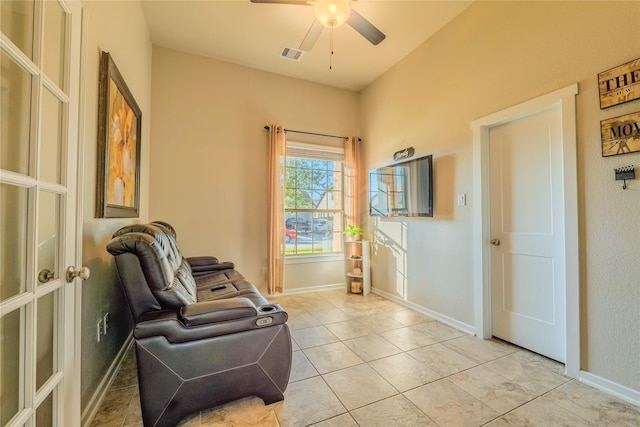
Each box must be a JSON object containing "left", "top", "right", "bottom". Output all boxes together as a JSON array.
[{"left": 344, "top": 240, "right": 371, "bottom": 295}]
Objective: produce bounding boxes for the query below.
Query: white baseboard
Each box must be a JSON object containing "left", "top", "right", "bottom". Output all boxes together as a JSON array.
[
  {"left": 277, "top": 285, "right": 640, "bottom": 408},
  {"left": 371, "top": 287, "right": 476, "bottom": 335},
  {"left": 81, "top": 334, "right": 134, "bottom": 427},
  {"left": 279, "top": 282, "right": 345, "bottom": 295},
  {"left": 579, "top": 370, "right": 640, "bottom": 406}
]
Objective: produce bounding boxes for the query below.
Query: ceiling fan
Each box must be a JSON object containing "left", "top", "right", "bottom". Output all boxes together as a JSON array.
[{"left": 250, "top": 0, "right": 386, "bottom": 51}]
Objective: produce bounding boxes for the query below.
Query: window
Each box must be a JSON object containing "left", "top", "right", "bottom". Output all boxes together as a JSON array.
[{"left": 285, "top": 142, "right": 344, "bottom": 256}]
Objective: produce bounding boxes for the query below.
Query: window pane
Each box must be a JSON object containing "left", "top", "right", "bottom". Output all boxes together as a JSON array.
[
  {"left": 313, "top": 238, "right": 333, "bottom": 253},
  {"left": 36, "top": 389, "right": 54, "bottom": 427},
  {"left": 312, "top": 215, "right": 333, "bottom": 234},
  {"left": 315, "top": 189, "right": 342, "bottom": 210},
  {"left": 1, "top": 0, "right": 35, "bottom": 59},
  {"left": 0, "top": 183, "right": 28, "bottom": 301},
  {"left": 312, "top": 169, "right": 328, "bottom": 190},
  {"left": 43, "top": 0, "right": 66, "bottom": 89},
  {"left": 294, "top": 190, "right": 313, "bottom": 209},
  {"left": 0, "top": 307, "right": 24, "bottom": 426},
  {"left": 36, "top": 291, "right": 56, "bottom": 391},
  {"left": 40, "top": 88, "right": 63, "bottom": 183},
  {"left": 37, "top": 191, "right": 60, "bottom": 285},
  {"left": 285, "top": 154, "right": 345, "bottom": 256},
  {"left": 285, "top": 167, "right": 297, "bottom": 189},
  {"left": 1, "top": 51, "right": 32, "bottom": 175}
]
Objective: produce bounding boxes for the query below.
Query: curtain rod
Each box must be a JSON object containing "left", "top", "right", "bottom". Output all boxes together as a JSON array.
[{"left": 263, "top": 125, "right": 359, "bottom": 141}]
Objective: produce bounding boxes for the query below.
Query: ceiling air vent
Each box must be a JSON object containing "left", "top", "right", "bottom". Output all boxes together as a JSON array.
[{"left": 280, "top": 46, "right": 304, "bottom": 62}]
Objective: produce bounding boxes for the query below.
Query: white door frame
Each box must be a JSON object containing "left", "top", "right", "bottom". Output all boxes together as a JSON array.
[
  {"left": 471, "top": 84, "right": 580, "bottom": 378},
  {"left": 67, "top": 2, "right": 85, "bottom": 425},
  {"left": 0, "top": 1, "right": 83, "bottom": 424}
]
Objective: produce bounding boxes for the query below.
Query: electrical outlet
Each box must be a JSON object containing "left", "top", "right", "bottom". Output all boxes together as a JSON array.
[
  {"left": 97, "top": 319, "right": 102, "bottom": 342},
  {"left": 103, "top": 313, "right": 109, "bottom": 335}
]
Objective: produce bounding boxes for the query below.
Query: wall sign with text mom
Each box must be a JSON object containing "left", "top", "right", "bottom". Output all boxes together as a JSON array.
[{"left": 600, "top": 111, "right": 640, "bottom": 157}]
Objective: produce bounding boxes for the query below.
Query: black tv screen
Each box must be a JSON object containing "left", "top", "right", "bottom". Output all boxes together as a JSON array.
[{"left": 368, "top": 154, "right": 433, "bottom": 217}]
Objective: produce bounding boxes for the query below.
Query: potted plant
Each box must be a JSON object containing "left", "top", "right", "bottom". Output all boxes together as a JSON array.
[{"left": 343, "top": 225, "right": 365, "bottom": 241}]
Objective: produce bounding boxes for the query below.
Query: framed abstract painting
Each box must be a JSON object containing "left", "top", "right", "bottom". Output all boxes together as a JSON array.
[{"left": 96, "top": 51, "right": 141, "bottom": 218}]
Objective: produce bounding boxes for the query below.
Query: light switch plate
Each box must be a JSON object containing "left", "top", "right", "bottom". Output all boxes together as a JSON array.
[{"left": 457, "top": 193, "right": 467, "bottom": 206}]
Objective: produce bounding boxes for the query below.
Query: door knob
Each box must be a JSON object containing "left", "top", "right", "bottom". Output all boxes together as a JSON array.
[
  {"left": 66, "top": 266, "right": 90, "bottom": 283},
  {"left": 490, "top": 239, "right": 501, "bottom": 246},
  {"left": 38, "top": 269, "right": 55, "bottom": 283}
]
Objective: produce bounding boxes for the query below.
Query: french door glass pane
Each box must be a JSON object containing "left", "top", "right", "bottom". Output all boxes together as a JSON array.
[
  {"left": 40, "top": 88, "right": 63, "bottom": 184},
  {"left": 37, "top": 191, "right": 60, "bottom": 284},
  {"left": 0, "top": 0, "right": 35, "bottom": 59},
  {"left": 36, "top": 291, "right": 56, "bottom": 391},
  {"left": 0, "top": 183, "right": 28, "bottom": 301},
  {"left": 0, "top": 307, "right": 24, "bottom": 426},
  {"left": 1, "top": 51, "right": 32, "bottom": 176},
  {"left": 43, "top": 0, "right": 66, "bottom": 89},
  {"left": 36, "top": 391, "right": 54, "bottom": 427}
]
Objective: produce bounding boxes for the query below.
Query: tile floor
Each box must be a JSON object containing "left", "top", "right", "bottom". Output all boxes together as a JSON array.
[{"left": 91, "top": 290, "right": 640, "bottom": 426}]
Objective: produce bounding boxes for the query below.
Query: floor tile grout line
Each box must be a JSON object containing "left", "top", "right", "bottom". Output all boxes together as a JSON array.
[
  {"left": 96, "top": 291, "right": 640, "bottom": 426},
  {"left": 292, "top": 303, "right": 576, "bottom": 427},
  {"left": 531, "top": 378, "right": 596, "bottom": 424}
]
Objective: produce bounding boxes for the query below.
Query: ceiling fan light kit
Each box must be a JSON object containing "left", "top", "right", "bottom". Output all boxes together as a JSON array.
[
  {"left": 251, "top": 0, "right": 385, "bottom": 67},
  {"left": 313, "top": 0, "right": 351, "bottom": 29}
]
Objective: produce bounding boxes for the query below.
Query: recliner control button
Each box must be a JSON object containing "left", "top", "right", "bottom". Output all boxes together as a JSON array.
[{"left": 256, "top": 317, "right": 273, "bottom": 326}]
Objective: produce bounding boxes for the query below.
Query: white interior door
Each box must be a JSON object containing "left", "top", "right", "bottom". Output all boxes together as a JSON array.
[
  {"left": 1, "top": 0, "right": 83, "bottom": 425},
  {"left": 489, "top": 106, "right": 566, "bottom": 363}
]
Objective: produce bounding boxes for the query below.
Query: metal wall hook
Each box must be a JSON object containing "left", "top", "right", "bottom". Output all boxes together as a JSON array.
[{"left": 614, "top": 165, "right": 635, "bottom": 190}]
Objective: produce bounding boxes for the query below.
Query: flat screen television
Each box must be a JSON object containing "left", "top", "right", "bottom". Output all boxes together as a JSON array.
[{"left": 368, "top": 154, "right": 433, "bottom": 217}]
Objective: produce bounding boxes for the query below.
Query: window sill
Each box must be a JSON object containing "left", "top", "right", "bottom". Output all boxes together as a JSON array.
[{"left": 285, "top": 254, "right": 343, "bottom": 265}]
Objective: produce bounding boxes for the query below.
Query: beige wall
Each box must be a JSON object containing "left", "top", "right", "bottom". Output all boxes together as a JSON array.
[
  {"left": 149, "top": 47, "right": 358, "bottom": 291},
  {"left": 359, "top": 1, "right": 639, "bottom": 391},
  {"left": 75, "top": 0, "right": 640, "bottom": 411},
  {"left": 79, "top": 0, "right": 152, "bottom": 415}
]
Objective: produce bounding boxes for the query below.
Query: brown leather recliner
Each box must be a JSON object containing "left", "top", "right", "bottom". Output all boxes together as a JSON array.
[{"left": 106, "top": 222, "right": 291, "bottom": 427}]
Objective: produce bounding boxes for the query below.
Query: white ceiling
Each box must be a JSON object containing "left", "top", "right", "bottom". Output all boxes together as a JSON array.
[{"left": 141, "top": 0, "right": 473, "bottom": 92}]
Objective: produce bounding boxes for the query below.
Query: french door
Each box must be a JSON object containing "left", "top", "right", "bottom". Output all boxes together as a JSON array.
[{"left": 1, "top": 0, "right": 83, "bottom": 426}]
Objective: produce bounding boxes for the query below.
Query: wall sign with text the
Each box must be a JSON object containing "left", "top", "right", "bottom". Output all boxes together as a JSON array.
[
  {"left": 600, "top": 111, "right": 640, "bottom": 157},
  {"left": 598, "top": 57, "right": 640, "bottom": 109}
]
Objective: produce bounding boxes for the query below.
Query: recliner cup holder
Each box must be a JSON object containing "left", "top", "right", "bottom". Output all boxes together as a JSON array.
[{"left": 259, "top": 305, "right": 277, "bottom": 313}]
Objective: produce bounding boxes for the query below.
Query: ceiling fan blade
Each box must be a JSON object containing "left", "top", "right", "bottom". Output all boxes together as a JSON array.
[
  {"left": 250, "top": 0, "right": 310, "bottom": 5},
  {"left": 299, "top": 20, "right": 324, "bottom": 51},
  {"left": 347, "top": 9, "right": 385, "bottom": 45}
]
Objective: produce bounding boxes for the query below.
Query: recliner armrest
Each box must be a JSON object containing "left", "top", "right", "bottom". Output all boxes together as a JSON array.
[
  {"left": 186, "top": 256, "right": 220, "bottom": 265},
  {"left": 134, "top": 304, "right": 289, "bottom": 343},
  {"left": 187, "top": 256, "right": 235, "bottom": 276},
  {"left": 180, "top": 298, "right": 257, "bottom": 326}
]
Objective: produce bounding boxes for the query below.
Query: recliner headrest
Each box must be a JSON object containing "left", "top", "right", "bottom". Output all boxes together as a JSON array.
[{"left": 112, "top": 222, "right": 182, "bottom": 267}]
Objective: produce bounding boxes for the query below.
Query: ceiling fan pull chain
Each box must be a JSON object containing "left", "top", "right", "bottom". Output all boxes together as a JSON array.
[{"left": 329, "top": 28, "right": 334, "bottom": 70}]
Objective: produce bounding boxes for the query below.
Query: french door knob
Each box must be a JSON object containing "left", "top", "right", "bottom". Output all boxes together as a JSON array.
[
  {"left": 38, "top": 269, "right": 55, "bottom": 283},
  {"left": 66, "top": 266, "right": 91, "bottom": 283},
  {"left": 490, "top": 239, "right": 501, "bottom": 246}
]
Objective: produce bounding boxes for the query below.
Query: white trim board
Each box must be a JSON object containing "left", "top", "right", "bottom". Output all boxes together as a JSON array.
[
  {"left": 81, "top": 335, "right": 133, "bottom": 427},
  {"left": 580, "top": 371, "right": 640, "bottom": 407},
  {"left": 471, "top": 83, "right": 580, "bottom": 378},
  {"left": 277, "top": 282, "right": 345, "bottom": 296},
  {"left": 371, "top": 288, "right": 476, "bottom": 336},
  {"left": 281, "top": 286, "right": 640, "bottom": 405}
]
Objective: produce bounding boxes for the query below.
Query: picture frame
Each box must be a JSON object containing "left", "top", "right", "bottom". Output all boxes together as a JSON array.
[
  {"left": 597, "top": 57, "right": 640, "bottom": 109},
  {"left": 96, "top": 51, "right": 142, "bottom": 218},
  {"left": 600, "top": 110, "right": 640, "bottom": 157}
]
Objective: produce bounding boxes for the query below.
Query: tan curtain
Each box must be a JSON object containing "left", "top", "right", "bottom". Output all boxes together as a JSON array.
[
  {"left": 267, "top": 125, "right": 287, "bottom": 294},
  {"left": 344, "top": 136, "right": 360, "bottom": 229}
]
